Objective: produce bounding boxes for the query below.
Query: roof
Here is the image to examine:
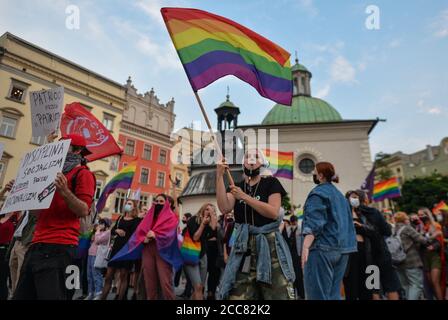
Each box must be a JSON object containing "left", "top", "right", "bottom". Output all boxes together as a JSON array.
[
  {"left": 261, "top": 95, "right": 343, "bottom": 125},
  {"left": 179, "top": 170, "right": 243, "bottom": 198}
]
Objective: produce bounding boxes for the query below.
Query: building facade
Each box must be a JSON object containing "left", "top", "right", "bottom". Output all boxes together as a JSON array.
[
  {"left": 111, "top": 77, "right": 175, "bottom": 213},
  {"left": 179, "top": 57, "right": 379, "bottom": 214},
  {"left": 0, "top": 32, "right": 126, "bottom": 204}
]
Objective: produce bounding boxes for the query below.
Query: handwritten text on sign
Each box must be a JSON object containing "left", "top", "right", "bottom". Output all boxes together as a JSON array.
[
  {"left": 0, "top": 139, "right": 70, "bottom": 215},
  {"left": 30, "top": 86, "right": 64, "bottom": 137}
]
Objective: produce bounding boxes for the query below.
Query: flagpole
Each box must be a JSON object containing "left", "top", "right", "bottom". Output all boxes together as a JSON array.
[{"left": 193, "top": 91, "right": 235, "bottom": 186}]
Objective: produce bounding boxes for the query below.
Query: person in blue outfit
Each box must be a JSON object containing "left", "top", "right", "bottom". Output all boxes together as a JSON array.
[{"left": 301, "top": 161, "right": 357, "bottom": 300}]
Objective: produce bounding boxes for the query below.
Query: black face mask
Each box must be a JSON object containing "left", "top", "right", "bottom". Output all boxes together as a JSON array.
[
  {"left": 244, "top": 166, "right": 260, "bottom": 178},
  {"left": 226, "top": 218, "right": 234, "bottom": 223},
  {"left": 411, "top": 220, "right": 419, "bottom": 226},
  {"left": 421, "top": 217, "right": 429, "bottom": 224},
  {"left": 313, "top": 174, "right": 320, "bottom": 185},
  {"left": 154, "top": 204, "right": 164, "bottom": 215}
]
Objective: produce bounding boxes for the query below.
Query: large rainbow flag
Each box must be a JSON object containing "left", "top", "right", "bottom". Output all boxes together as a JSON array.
[
  {"left": 433, "top": 201, "right": 448, "bottom": 214},
  {"left": 372, "top": 177, "right": 401, "bottom": 202},
  {"left": 161, "top": 7, "right": 293, "bottom": 105},
  {"left": 96, "top": 163, "right": 136, "bottom": 213},
  {"left": 264, "top": 149, "right": 294, "bottom": 180},
  {"left": 110, "top": 203, "right": 183, "bottom": 271}
]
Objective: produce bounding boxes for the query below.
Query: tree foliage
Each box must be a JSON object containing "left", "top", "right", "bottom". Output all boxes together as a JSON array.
[{"left": 396, "top": 173, "right": 448, "bottom": 213}]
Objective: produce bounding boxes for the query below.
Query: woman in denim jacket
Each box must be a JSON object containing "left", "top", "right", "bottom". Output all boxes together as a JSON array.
[{"left": 302, "top": 162, "right": 357, "bottom": 300}]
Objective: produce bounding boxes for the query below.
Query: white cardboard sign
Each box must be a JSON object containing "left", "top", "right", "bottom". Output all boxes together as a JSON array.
[
  {"left": 0, "top": 139, "right": 71, "bottom": 215},
  {"left": 30, "top": 86, "right": 64, "bottom": 137}
]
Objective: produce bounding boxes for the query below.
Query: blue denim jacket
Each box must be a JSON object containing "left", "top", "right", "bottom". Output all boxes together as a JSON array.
[
  {"left": 302, "top": 183, "right": 357, "bottom": 254},
  {"left": 218, "top": 219, "right": 295, "bottom": 300}
]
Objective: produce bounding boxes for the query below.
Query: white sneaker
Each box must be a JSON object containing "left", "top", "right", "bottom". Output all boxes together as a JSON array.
[
  {"left": 84, "top": 294, "right": 94, "bottom": 300},
  {"left": 93, "top": 293, "right": 102, "bottom": 300}
]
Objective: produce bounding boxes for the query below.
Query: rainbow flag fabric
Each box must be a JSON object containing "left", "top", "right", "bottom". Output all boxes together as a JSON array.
[
  {"left": 161, "top": 7, "right": 293, "bottom": 105},
  {"left": 110, "top": 203, "right": 183, "bottom": 271},
  {"left": 264, "top": 149, "right": 294, "bottom": 180},
  {"left": 373, "top": 177, "right": 401, "bottom": 202},
  {"left": 180, "top": 229, "right": 201, "bottom": 265},
  {"left": 96, "top": 163, "right": 136, "bottom": 213},
  {"left": 433, "top": 201, "right": 448, "bottom": 214}
]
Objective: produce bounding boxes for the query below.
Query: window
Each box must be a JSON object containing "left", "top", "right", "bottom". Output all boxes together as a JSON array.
[
  {"left": 7, "top": 78, "right": 30, "bottom": 103},
  {"left": 159, "top": 149, "right": 167, "bottom": 164},
  {"left": 142, "top": 144, "right": 152, "bottom": 160},
  {"left": 140, "top": 168, "right": 149, "bottom": 184},
  {"left": 114, "top": 191, "right": 127, "bottom": 213},
  {"left": 125, "top": 139, "right": 135, "bottom": 155},
  {"left": 175, "top": 172, "right": 183, "bottom": 188},
  {"left": 156, "top": 172, "right": 165, "bottom": 188},
  {"left": 102, "top": 113, "right": 115, "bottom": 131},
  {"left": 110, "top": 156, "right": 119, "bottom": 171},
  {"left": 30, "top": 135, "right": 47, "bottom": 146},
  {"left": 9, "top": 86, "right": 24, "bottom": 101},
  {"left": 0, "top": 116, "right": 17, "bottom": 138},
  {"left": 140, "top": 195, "right": 149, "bottom": 210},
  {"left": 298, "top": 158, "right": 315, "bottom": 175},
  {"left": 95, "top": 181, "right": 104, "bottom": 201},
  {"left": 0, "top": 162, "right": 5, "bottom": 187}
]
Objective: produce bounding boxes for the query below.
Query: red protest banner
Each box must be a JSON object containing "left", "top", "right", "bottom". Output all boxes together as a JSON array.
[{"left": 60, "top": 102, "right": 122, "bottom": 161}]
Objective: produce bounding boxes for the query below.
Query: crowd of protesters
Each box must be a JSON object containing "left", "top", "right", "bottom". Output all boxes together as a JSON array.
[{"left": 0, "top": 143, "right": 447, "bottom": 300}]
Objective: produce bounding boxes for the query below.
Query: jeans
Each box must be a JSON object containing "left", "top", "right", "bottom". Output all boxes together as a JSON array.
[
  {"left": 13, "top": 243, "right": 76, "bottom": 300},
  {"left": 304, "top": 249, "right": 349, "bottom": 300},
  {"left": 87, "top": 255, "right": 104, "bottom": 295},
  {"left": 397, "top": 267, "right": 424, "bottom": 300}
]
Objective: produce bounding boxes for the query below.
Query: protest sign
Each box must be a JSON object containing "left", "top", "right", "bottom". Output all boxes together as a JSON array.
[
  {"left": 0, "top": 139, "right": 70, "bottom": 215},
  {"left": 30, "top": 86, "right": 64, "bottom": 137}
]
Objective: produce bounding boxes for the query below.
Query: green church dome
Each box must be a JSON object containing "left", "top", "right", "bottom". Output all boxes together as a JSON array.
[
  {"left": 261, "top": 95, "right": 343, "bottom": 125},
  {"left": 291, "top": 62, "right": 309, "bottom": 73}
]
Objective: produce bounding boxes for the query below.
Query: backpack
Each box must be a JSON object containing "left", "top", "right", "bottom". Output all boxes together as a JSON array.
[
  {"left": 70, "top": 166, "right": 97, "bottom": 234},
  {"left": 386, "top": 226, "right": 406, "bottom": 265}
]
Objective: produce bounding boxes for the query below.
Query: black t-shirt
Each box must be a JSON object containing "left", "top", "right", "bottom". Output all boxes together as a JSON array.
[
  {"left": 228, "top": 176, "right": 286, "bottom": 227},
  {"left": 187, "top": 217, "right": 213, "bottom": 258}
]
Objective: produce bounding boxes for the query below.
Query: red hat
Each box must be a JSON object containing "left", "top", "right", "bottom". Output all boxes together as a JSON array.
[{"left": 61, "top": 134, "right": 92, "bottom": 156}]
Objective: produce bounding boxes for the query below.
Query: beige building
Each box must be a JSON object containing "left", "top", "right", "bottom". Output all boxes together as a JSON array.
[
  {"left": 0, "top": 32, "right": 126, "bottom": 201},
  {"left": 179, "top": 58, "right": 380, "bottom": 214}
]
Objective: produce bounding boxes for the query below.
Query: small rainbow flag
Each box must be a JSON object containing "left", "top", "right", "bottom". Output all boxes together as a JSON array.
[
  {"left": 180, "top": 230, "right": 201, "bottom": 265},
  {"left": 264, "top": 149, "right": 294, "bottom": 180},
  {"left": 373, "top": 177, "right": 401, "bottom": 202},
  {"left": 161, "top": 8, "right": 293, "bottom": 105},
  {"left": 433, "top": 201, "right": 448, "bottom": 214},
  {"left": 96, "top": 163, "right": 136, "bottom": 213}
]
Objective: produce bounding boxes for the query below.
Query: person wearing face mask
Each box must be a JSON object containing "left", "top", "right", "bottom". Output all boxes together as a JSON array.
[
  {"left": 345, "top": 190, "right": 401, "bottom": 300},
  {"left": 281, "top": 215, "right": 305, "bottom": 299},
  {"left": 100, "top": 199, "right": 141, "bottom": 300},
  {"left": 418, "top": 208, "right": 446, "bottom": 300},
  {"left": 140, "top": 194, "right": 182, "bottom": 300},
  {"left": 216, "top": 149, "right": 295, "bottom": 300},
  {"left": 392, "top": 212, "right": 428, "bottom": 300},
  {"left": 301, "top": 162, "right": 356, "bottom": 300},
  {"left": 342, "top": 190, "right": 375, "bottom": 300},
  {"left": 13, "top": 134, "right": 96, "bottom": 300},
  {"left": 184, "top": 203, "right": 218, "bottom": 300}
]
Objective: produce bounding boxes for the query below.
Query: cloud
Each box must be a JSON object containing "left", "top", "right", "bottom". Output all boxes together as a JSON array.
[
  {"left": 431, "top": 9, "right": 448, "bottom": 38},
  {"left": 388, "top": 39, "right": 402, "bottom": 48},
  {"left": 330, "top": 56, "right": 357, "bottom": 83},
  {"left": 297, "top": 0, "right": 319, "bottom": 17},
  {"left": 315, "top": 84, "right": 331, "bottom": 99},
  {"left": 135, "top": 0, "right": 165, "bottom": 25},
  {"left": 417, "top": 98, "right": 445, "bottom": 115}
]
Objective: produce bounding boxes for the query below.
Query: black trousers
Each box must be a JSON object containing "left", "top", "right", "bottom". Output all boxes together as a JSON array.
[
  {"left": 0, "top": 246, "right": 10, "bottom": 300},
  {"left": 343, "top": 241, "right": 371, "bottom": 300},
  {"left": 292, "top": 254, "right": 305, "bottom": 299},
  {"left": 13, "top": 243, "right": 76, "bottom": 300},
  {"left": 206, "top": 241, "right": 221, "bottom": 296}
]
